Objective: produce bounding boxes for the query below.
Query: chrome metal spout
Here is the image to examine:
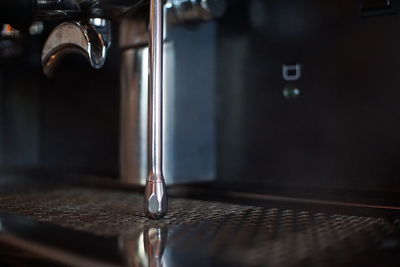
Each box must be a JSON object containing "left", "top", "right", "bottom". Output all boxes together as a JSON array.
[
  {"left": 144, "top": 0, "right": 168, "bottom": 220},
  {"left": 42, "top": 19, "right": 109, "bottom": 76}
]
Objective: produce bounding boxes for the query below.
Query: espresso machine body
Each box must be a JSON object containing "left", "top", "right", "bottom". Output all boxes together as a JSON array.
[
  {"left": 1, "top": 0, "right": 400, "bottom": 266},
  {"left": 1, "top": 0, "right": 400, "bottom": 199}
]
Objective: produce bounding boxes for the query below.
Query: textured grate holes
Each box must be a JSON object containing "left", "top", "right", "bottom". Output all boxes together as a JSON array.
[{"left": 0, "top": 186, "right": 399, "bottom": 266}]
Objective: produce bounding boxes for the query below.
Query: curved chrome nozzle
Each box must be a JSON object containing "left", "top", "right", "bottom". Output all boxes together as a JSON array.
[{"left": 42, "top": 21, "right": 106, "bottom": 77}]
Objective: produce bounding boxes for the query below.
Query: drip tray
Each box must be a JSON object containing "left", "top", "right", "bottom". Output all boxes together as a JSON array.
[{"left": 0, "top": 185, "right": 400, "bottom": 266}]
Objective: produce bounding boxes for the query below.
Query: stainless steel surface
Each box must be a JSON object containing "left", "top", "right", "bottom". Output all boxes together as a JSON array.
[
  {"left": 42, "top": 21, "right": 107, "bottom": 76},
  {"left": 144, "top": 0, "right": 168, "bottom": 220},
  {"left": 120, "top": 4, "right": 218, "bottom": 186},
  {"left": 120, "top": 17, "right": 149, "bottom": 186},
  {"left": 119, "top": 18, "right": 148, "bottom": 49},
  {"left": 0, "top": 184, "right": 400, "bottom": 266},
  {"left": 121, "top": 47, "right": 149, "bottom": 186}
]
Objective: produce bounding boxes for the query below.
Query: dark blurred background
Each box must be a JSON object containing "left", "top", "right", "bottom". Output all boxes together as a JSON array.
[{"left": 1, "top": 0, "right": 400, "bottom": 201}]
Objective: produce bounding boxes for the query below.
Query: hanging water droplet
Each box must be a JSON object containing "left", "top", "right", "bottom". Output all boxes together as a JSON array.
[{"left": 283, "top": 86, "right": 300, "bottom": 99}]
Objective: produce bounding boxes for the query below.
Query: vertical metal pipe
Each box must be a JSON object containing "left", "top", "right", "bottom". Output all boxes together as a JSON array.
[{"left": 144, "top": 0, "right": 168, "bottom": 220}]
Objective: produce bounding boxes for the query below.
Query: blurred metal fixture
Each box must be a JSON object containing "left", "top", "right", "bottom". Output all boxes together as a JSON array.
[
  {"left": 120, "top": 19, "right": 149, "bottom": 190},
  {"left": 0, "top": 24, "right": 23, "bottom": 58},
  {"left": 35, "top": 0, "right": 96, "bottom": 20},
  {"left": 29, "top": 21, "right": 44, "bottom": 35},
  {"left": 1, "top": 24, "right": 21, "bottom": 38},
  {"left": 35, "top": 0, "right": 149, "bottom": 21},
  {"left": 166, "top": 0, "right": 226, "bottom": 23}
]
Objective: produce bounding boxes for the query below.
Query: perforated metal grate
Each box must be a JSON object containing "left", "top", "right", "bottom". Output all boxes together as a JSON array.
[
  {"left": 0, "top": 187, "right": 255, "bottom": 236},
  {"left": 0, "top": 186, "right": 399, "bottom": 266}
]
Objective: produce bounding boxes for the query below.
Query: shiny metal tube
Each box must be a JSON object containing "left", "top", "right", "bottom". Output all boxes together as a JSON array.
[
  {"left": 148, "top": 0, "right": 163, "bottom": 182},
  {"left": 144, "top": 0, "right": 168, "bottom": 220}
]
